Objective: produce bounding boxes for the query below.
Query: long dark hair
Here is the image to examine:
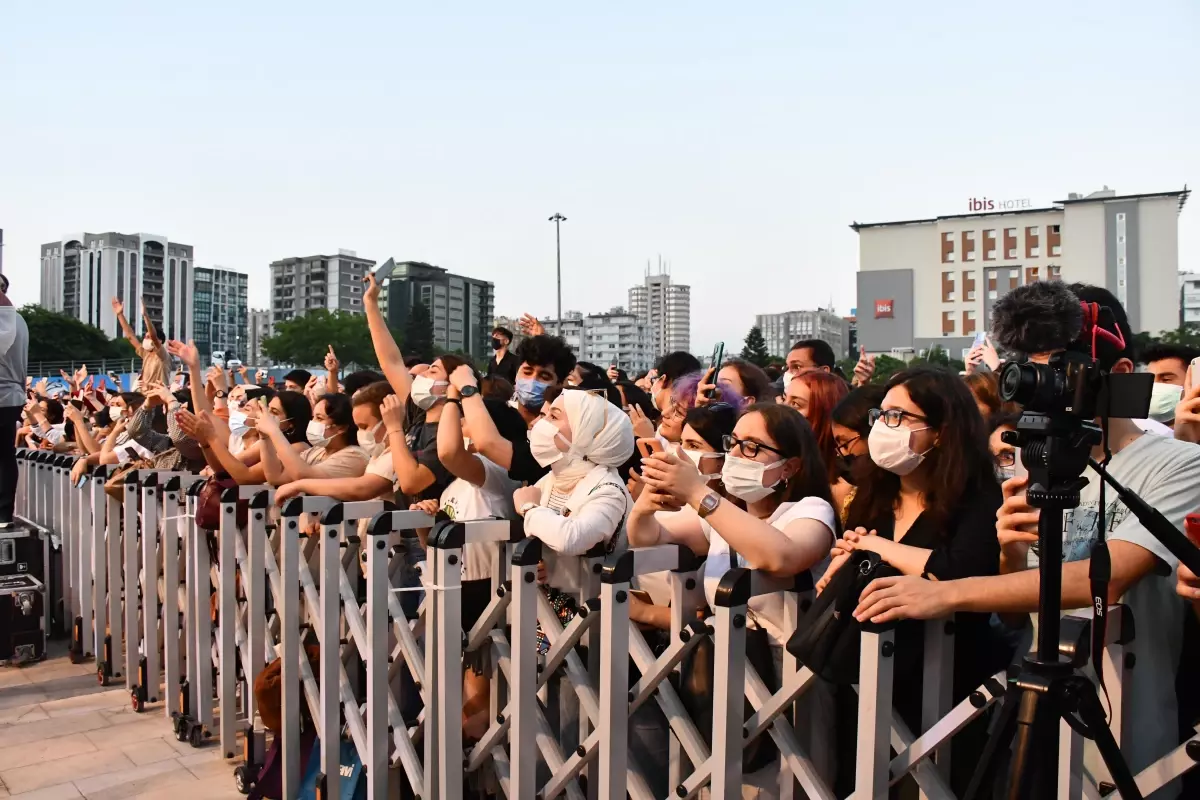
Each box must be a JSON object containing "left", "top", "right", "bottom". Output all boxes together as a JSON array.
[
  {"left": 317, "top": 393, "right": 355, "bottom": 448},
  {"left": 845, "top": 366, "right": 993, "bottom": 533},
  {"left": 685, "top": 404, "right": 738, "bottom": 452},
  {"left": 743, "top": 403, "right": 833, "bottom": 507},
  {"left": 276, "top": 391, "right": 313, "bottom": 445}
]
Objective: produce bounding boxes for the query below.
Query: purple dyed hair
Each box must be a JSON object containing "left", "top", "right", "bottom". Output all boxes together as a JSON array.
[{"left": 671, "top": 370, "right": 746, "bottom": 410}]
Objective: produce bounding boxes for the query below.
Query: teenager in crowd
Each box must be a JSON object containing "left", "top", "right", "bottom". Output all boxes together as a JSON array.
[
  {"left": 257, "top": 393, "right": 366, "bottom": 485},
  {"left": 650, "top": 351, "right": 701, "bottom": 416},
  {"left": 783, "top": 369, "right": 848, "bottom": 488},
  {"left": 829, "top": 384, "right": 886, "bottom": 518},
  {"left": 282, "top": 369, "right": 312, "bottom": 394},
  {"left": 630, "top": 402, "right": 838, "bottom": 787},
  {"left": 273, "top": 382, "right": 396, "bottom": 504},
  {"left": 785, "top": 339, "right": 837, "bottom": 378},
  {"left": 565, "top": 361, "right": 623, "bottom": 406},
  {"left": 449, "top": 335, "right": 576, "bottom": 486},
  {"left": 112, "top": 297, "right": 171, "bottom": 387},
  {"left": 486, "top": 325, "right": 519, "bottom": 384},
  {"left": 987, "top": 410, "right": 1021, "bottom": 482},
  {"left": 181, "top": 391, "right": 312, "bottom": 485},
  {"left": 1140, "top": 343, "right": 1199, "bottom": 427},
  {"left": 712, "top": 358, "right": 773, "bottom": 406},
  {"left": 854, "top": 284, "right": 1200, "bottom": 791},
  {"left": 654, "top": 370, "right": 742, "bottom": 444}
]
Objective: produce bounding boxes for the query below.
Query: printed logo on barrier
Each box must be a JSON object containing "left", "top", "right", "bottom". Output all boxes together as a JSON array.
[{"left": 874, "top": 299, "right": 894, "bottom": 319}]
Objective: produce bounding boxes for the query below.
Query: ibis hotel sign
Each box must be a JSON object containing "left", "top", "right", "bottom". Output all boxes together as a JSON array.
[{"left": 967, "top": 196, "right": 1033, "bottom": 212}]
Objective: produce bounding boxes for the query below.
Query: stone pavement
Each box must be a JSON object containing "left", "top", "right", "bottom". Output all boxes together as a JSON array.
[{"left": 0, "top": 642, "right": 244, "bottom": 799}]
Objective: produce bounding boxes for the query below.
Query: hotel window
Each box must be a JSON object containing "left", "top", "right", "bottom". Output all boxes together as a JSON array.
[
  {"left": 982, "top": 229, "right": 997, "bottom": 261},
  {"left": 942, "top": 311, "right": 956, "bottom": 335},
  {"left": 1025, "top": 267, "right": 1039, "bottom": 283},
  {"left": 1049, "top": 264, "right": 1062, "bottom": 281},
  {"left": 988, "top": 271, "right": 999, "bottom": 300},
  {"left": 1026, "top": 226, "right": 1040, "bottom": 258},
  {"left": 942, "top": 271, "right": 956, "bottom": 302},
  {"left": 962, "top": 270, "right": 977, "bottom": 301},
  {"left": 1048, "top": 224, "right": 1062, "bottom": 257},
  {"left": 962, "top": 231, "right": 976, "bottom": 262},
  {"left": 963, "top": 310, "right": 977, "bottom": 336},
  {"left": 1008, "top": 268, "right": 1020, "bottom": 291},
  {"left": 1004, "top": 228, "right": 1018, "bottom": 259},
  {"left": 941, "top": 232, "right": 955, "bottom": 263}
]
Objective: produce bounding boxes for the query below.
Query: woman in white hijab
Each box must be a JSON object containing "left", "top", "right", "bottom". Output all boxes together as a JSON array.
[{"left": 512, "top": 389, "right": 635, "bottom": 591}]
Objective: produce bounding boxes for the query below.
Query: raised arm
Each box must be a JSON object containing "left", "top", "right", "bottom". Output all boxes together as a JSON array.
[
  {"left": 363, "top": 274, "right": 412, "bottom": 402},
  {"left": 111, "top": 298, "right": 142, "bottom": 352},
  {"left": 381, "top": 394, "right": 435, "bottom": 496},
  {"left": 324, "top": 346, "right": 340, "bottom": 396},
  {"left": 140, "top": 299, "right": 161, "bottom": 348},
  {"left": 449, "top": 365, "right": 513, "bottom": 470},
  {"left": 167, "top": 340, "right": 212, "bottom": 416},
  {"left": 436, "top": 392, "right": 486, "bottom": 486}
]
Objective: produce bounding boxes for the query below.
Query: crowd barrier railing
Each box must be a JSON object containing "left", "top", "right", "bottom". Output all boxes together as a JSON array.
[{"left": 14, "top": 449, "right": 1200, "bottom": 799}]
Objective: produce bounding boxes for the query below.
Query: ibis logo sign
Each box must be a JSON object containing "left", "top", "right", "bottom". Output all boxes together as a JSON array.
[
  {"left": 967, "top": 197, "right": 1033, "bottom": 212},
  {"left": 874, "top": 299, "right": 894, "bottom": 319}
]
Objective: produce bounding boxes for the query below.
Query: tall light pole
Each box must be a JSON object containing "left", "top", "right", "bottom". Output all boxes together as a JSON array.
[{"left": 548, "top": 213, "right": 567, "bottom": 336}]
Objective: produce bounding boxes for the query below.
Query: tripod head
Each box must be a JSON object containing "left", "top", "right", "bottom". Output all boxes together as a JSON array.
[{"left": 1002, "top": 411, "right": 1101, "bottom": 505}]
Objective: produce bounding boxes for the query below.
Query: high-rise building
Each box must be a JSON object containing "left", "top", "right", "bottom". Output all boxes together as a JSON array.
[
  {"left": 247, "top": 309, "right": 272, "bottom": 367},
  {"left": 853, "top": 186, "right": 1190, "bottom": 355},
  {"left": 538, "top": 307, "right": 655, "bottom": 373},
  {"left": 192, "top": 266, "right": 249, "bottom": 362},
  {"left": 269, "top": 249, "right": 375, "bottom": 327},
  {"left": 755, "top": 309, "right": 852, "bottom": 359},
  {"left": 1181, "top": 272, "right": 1200, "bottom": 327},
  {"left": 629, "top": 269, "right": 691, "bottom": 359},
  {"left": 40, "top": 232, "right": 195, "bottom": 341},
  {"left": 384, "top": 261, "right": 496, "bottom": 361}
]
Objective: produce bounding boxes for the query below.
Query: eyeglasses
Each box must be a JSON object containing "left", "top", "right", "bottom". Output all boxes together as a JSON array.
[
  {"left": 868, "top": 408, "right": 929, "bottom": 429},
  {"left": 662, "top": 403, "right": 688, "bottom": 420},
  {"left": 995, "top": 451, "right": 1016, "bottom": 467},
  {"left": 835, "top": 436, "right": 860, "bottom": 457},
  {"left": 722, "top": 434, "right": 785, "bottom": 459}
]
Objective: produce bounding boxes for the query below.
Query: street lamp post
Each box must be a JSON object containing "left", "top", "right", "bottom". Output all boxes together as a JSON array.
[{"left": 548, "top": 213, "right": 567, "bottom": 336}]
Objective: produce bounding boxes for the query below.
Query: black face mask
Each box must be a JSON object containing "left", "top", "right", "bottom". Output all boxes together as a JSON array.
[
  {"left": 837, "top": 454, "right": 859, "bottom": 484},
  {"left": 491, "top": 338, "right": 505, "bottom": 351}
]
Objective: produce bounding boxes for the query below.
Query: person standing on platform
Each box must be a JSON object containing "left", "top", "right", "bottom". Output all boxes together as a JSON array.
[{"left": 0, "top": 273, "right": 29, "bottom": 528}]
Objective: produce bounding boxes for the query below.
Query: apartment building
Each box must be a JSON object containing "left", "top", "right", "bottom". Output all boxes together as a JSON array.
[
  {"left": 269, "top": 249, "right": 375, "bottom": 327},
  {"left": 629, "top": 270, "right": 690, "bottom": 359},
  {"left": 40, "top": 232, "right": 195, "bottom": 341},
  {"left": 853, "top": 187, "right": 1190, "bottom": 356},
  {"left": 541, "top": 307, "right": 654, "bottom": 373},
  {"left": 246, "top": 308, "right": 272, "bottom": 367},
  {"left": 1180, "top": 272, "right": 1200, "bottom": 326},
  {"left": 383, "top": 261, "right": 496, "bottom": 361},
  {"left": 755, "top": 308, "right": 852, "bottom": 359},
  {"left": 192, "top": 266, "right": 249, "bottom": 362}
]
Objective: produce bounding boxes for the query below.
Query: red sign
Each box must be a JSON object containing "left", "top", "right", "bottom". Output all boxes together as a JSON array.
[{"left": 875, "top": 299, "right": 894, "bottom": 319}]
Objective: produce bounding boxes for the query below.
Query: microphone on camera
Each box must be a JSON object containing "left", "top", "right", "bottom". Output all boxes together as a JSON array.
[{"left": 990, "top": 280, "right": 1083, "bottom": 355}]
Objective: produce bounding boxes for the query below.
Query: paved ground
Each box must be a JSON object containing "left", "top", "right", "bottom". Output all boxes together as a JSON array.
[{"left": 0, "top": 642, "right": 245, "bottom": 799}]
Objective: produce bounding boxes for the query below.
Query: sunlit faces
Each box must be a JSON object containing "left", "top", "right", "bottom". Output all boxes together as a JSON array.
[
  {"left": 544, "top": 398, "right": 574, "bottom": 447},
  {"left": 724, "top": 410, "right": 796, "bottom": 485},
  {"left": 658, "top": 399, "right": 687, "bottom": 443},
  {"left": 877, "top": 384, "right": 938, "bottom": 456}
]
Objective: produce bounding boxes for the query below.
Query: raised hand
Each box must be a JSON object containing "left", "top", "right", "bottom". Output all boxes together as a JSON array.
[
  {"left": 852, "top": 346, "right": 876, "bottom": 386},
  {"left": 695, "top": 367, "right": 718, "bottom": 407},
  {"left": 518, "top": 313, "right": 545, "bottom": 337},
  {"left": 75, "top": 364, "right": 88, "bottom": 385},
  {"left": 111, "top": 297, "right": 124, "bottom": 316},
  {"left": 363, "top": 272, "right": 381, "bottom": 304},
  {"left": 167, "top": 339, "right": 200, "bottom": 369},
  {"left": 33, "top": 378, "right": 48, "bottom": 396},
  {"left": 380, "top": 393, "right": 406, "bottom": 434},
  {"left": 324, "top": 345, "right": 339, "bottom": 372}
]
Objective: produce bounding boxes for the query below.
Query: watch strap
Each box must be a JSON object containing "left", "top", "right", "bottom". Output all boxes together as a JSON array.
[{"left": 696, "top": 490, "right": 721, "bottom": 519}]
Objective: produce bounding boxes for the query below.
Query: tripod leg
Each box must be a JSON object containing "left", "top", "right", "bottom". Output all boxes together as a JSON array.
[
  {"left": 1060, "top": 679, "right": 1143, "bottom": 800},
  {"left": 964, "top": 681, "right": 1022, "bottom": 800},
  {"left": 1006, "top": 689, "right": 1049, "bottom": 800}
]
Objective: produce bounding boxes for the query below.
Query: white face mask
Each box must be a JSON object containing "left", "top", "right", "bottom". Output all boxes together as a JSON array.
[
  {"left": 720, "top": 454, "right": 782, "bottom": 503},
  {"left": 528, "top": 418, "right": 568, "bottom": 468},
  {"left": 1148, "top": 382, "right": 1183, "bottom": 424},
  {"left": 228, "top": 410, "right": 250, "bottom": 434},
  {"left": 142, "top": 338, "right": 154, "bottom": 351},
  {"left": 109, "top": 405, "right": 125, "bottom": 420},
  {"left": 410, "top": 375, "right": 448, "bottom": 411},
  {"left": 683, "top": 449, "right": 722, "bottom": 479},
  {"left": 306, "top": 421, "right": 329, "bottom": 447},
  {"left": 357, "top": 422, "right": 383, "bottom": 449},
  {"left": 867, "top": 419, "right": 932, "bottom": 476}
]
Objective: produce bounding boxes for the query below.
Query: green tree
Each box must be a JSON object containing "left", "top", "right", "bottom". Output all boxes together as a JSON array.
[
  {"left": 403, "top": 301, "right": 436, "bottom": 363},
  {"left": 910, "top": 344, "right": 966, "bottom": 374},
  {"left": 262, "top": 310, "right": 377, "bottom": 367},
  {"left": 868, "top": 354, "right": 907, "bottom": 385},
  {"left": 22, "top": 305, "right": 133, "bottom": 364},
  {"left": 739, "top": 326, "right": 772, "bottom": 368},
  {"left": 1159, "top": 323, "right": 1200, "bottom": 349}
]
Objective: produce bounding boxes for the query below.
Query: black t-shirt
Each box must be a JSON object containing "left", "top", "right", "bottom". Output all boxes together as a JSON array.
[
  {"left": 487, "top": 351, "right": 519, "bottom": 384},
  {"left": 402, "top": 421, "right": 454, "bottom": 504},
  {"left": 507, "top": 435, "right": 550, "bottom": 486}
]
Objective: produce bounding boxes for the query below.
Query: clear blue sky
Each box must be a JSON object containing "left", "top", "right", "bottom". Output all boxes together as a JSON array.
[{"left": 2, "top": 1, "right": 1197, "bottom": 354}]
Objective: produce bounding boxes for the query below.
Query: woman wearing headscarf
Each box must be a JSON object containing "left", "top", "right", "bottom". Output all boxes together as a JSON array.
[{"left": 512, "top": 389, "right": 636, "bottom": 591}]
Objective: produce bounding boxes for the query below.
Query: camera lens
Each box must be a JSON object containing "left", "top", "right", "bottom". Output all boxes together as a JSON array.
[{"left": 999, "top": 362, "right": 1036, "bottom": 404}]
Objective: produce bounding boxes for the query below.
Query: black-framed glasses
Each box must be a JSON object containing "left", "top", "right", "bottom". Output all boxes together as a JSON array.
[
  {"left": 722, "top": 434, "right": 785, "bottom": 459},
  {"left": 868, "top": 408, "right": 929, "bottom": 429},
  {"left": 995, "top": 450, "right": 1016, "bottom": 468},
  {"left": 835, "top": 435, "right": 860, "bottom": 457}
]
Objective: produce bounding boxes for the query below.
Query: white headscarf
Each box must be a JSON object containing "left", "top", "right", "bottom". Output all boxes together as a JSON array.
[{"left": 550, "top": 390, "right": 635, "bottom": 489}]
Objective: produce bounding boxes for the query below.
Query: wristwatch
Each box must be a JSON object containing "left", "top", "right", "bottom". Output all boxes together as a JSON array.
[
  {"left": 214, "top": 390, "right": 228, "bottom": 399},
  {"left": 520, "top": 502, "right": 539, "bottom": 516},
  {"left": 460, "top": 385, "right": 479, "bottom": 399},
  {"left": 696, "top": 490, "right": 721, "bottom": 520}
]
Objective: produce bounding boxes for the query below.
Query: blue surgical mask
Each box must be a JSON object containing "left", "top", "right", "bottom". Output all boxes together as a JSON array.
[{"left": 515, "top": 377, "right": 551, "bottom": 410}]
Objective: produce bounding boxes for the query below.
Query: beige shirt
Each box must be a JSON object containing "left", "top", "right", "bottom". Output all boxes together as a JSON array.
[
  {"left": 136, "top": 342, "right": 171, "bottom": 388},
  {"left": 302, "top": 444, "right": 369, "bottom": 479}
]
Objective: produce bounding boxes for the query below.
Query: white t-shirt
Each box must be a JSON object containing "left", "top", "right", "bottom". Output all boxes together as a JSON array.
[
  {"left": 701, "top": 497, "right": 837, "bottom": 646},
  {"left": 439, "top": 456, "right": 518, "bottom": 582}
]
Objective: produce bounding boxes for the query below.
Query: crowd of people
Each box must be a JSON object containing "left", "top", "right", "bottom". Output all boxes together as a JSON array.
[{"left": 5, "top": 268, "right": 1200, "bottom": 799}]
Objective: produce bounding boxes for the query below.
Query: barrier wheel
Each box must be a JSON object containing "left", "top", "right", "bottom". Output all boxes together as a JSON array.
[
  {"left": 189, "top": 724, "right": 204, "bottom": 748},
  {"left": 130, "top": 688, "right": 144, "bottom": 713},
  {"left": 233, "top": 765, "right": 254, "bottom": 794},
  {"left": 97, "top": 662, "right": 110, "bottom": 687},
  {"left": 172, "top": 715, "right": 183, "bottom": 736}
]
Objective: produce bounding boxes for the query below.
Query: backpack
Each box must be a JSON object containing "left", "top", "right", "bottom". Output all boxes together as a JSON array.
[{"left": 298, "top": 738, "right": 367, "bottom": 800}]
